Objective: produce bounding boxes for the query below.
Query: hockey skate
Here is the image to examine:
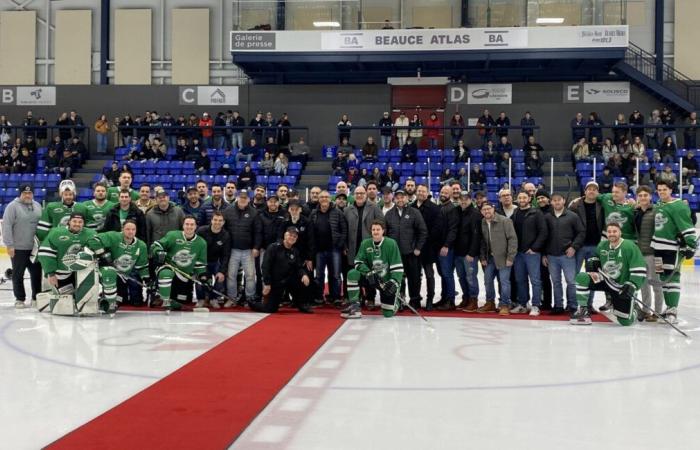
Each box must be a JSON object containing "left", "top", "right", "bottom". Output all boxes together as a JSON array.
[
  {"left": 662, "top": 307, "right": 678, "bottom": 324},
  {"left": 340, "top": 302, "right": 362, "bottom": 319},
  {"left": 570, "top": 306, "right": 592, "bottom": 325},
  {"left": 598, "top": 299, "right": 613, "bottom": 312},
  {"left": 164, "top": 298, "right": 182, "bottom": 313}
]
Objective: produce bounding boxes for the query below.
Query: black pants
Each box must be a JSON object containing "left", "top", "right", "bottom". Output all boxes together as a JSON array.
[
  {"left": 419, "top": 250, "right": 436, "bottom": 302},
  {"left": 116, "top": 274, "right": 145, "bottom": 305},
  {"left": 540, "top": 262, "right": 552, "bottom": 307},
  {"left": 252, "top": 279, "right": 313, "bottom": 313},
  {"left": 11, "top": 250, "right": 42, "bottom": 301},
  {"left": 401, "top": 253, "right": 422, "bottom": 302}
]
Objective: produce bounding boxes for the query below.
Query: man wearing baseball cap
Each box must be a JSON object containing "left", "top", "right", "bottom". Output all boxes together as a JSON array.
[
  {"left": 248, "top": 226, "right": 313, "bottom": 314},
  {"left": 2, "top": 184, "right": 43, "bottom": 308}
]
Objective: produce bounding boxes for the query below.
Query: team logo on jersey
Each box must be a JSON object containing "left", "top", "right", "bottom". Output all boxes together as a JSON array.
[
  {"left": 366, "top": 247, "right": 374, "bottom": 254},
  {"left": 600, "top": 250, "right": 608, "bottom": 258},
  {"left": 602, "top": 260, "right": 622, "bottom": 279},
  {"left": 216, "top": 240, "right": 223, "bottom": 246},
  {"left": 175, "top": 239, "right": 185, "bottom": 245},
  {"left": 606, "top": 212, "right": 627, "bottom": 225},
  {"left": 61, "top": 243, "right": 84, "bottom": 267},
  {"left": 92, "top": 213, "right": 105, "bottom": 226},
  {"left": 172, "top": 249, "right": 194, "bottom": 267},
  {"left": 114, "top": 254, "right": 135, "bottom": 272},
  {"left": 59, "top": 215, "right": 70, "bottom": 226},
  {"left": 58, "top": 235, "right": 70, "bottom": 241},
  {"left": 371, "top": 259, "right": 387, "bottom": 277},
  {"left": 654, "top": 213, "right": 669, "bottom": 231}
]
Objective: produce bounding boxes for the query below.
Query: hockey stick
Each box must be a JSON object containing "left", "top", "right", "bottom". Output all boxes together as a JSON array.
[
  {"left": 633, "top": 297, "right": 690, "bottom": 338},
  {"left": 163, "top": 263, "right": 237, "bottom": 306},
  {"left": 370, "top": 270, "right": 434, "bottom": 329}
]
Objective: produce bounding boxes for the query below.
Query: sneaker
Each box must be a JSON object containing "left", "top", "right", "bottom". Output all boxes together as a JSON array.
[
  {"left": 340, "top": 302, "right": 362, "bottom": 319},
  {"left": 550, "top": 306, "right": 566, "bottom": 315},
  {"left": 463, "top": 298, "right": 479, "bottom": 313},
  {"left": 662, "top": 307, "right": 678, "bottom": 324},
  {"left": 14, "top": 300, "right": 26, "bottom": 309},
  {"left": 498, "top": 305, "right": 510, "bottom": 315},
  {"left": 332, "top": 298, "right": 344, "bottom": 308},
  {"left": 598, "top": 300, "right": 613, "bottom": 312},
  {"left": 476, "top": 300, "right": 497, "bottom": 313},
  {"left": 223, "top": 299, "right": 235, "bottom": 308},
  {"left": 456, "top": 298, "right": 470, "bottom": 309},
  {"left": 529, "top": 306, "right": 540, "bottom": 316},
  {"left": 298, "top": 304, "right": 314, "bottom": 314},
  {"left": 150, "top": 297, "right": 163, "bottom": 308},
  {"left": 510, "top": 304, "right": 528, "bottom": 314},
  {"left": 570, "top": 306, "right": 592, "bottom": 325},
  {"left": 437, "top": 300, "right": 456, "bottom": 311}
]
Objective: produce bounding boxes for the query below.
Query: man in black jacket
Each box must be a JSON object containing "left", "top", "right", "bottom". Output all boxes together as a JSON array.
[
  {"left": 385, "top": 189, "right": 428, "bottom": 309},
  {"left": 543, "top": 194, "right": 584, "bottom": 314},
  {"left": 195, "top": 211, "right": 231, "bottom": 309},
  {"left": 248, "top": 227, "right": 313, "bottom": 314},
  {"left": 455, "top": 192, "right": 482, "bottom": 312},
  {"left": 511, "top": 190, "right": 548, "bottom": 315},
  {"left": 103, "top": 189, "right": 147, "bottom": 242},
  {"left": 284, "top": 199, "right": 312, "bottom": 268},
  {"left": 413, "top": 184, "right": 440, "bottom": 310},
  {"left": 434, "top": 185, "right": 460, "bottom": 310},
  {"left": 222, "top": 189, "right": 262, "bottom": 306},
  {"left": 256, "top": 195, "right": 289, "bottom": 295}
]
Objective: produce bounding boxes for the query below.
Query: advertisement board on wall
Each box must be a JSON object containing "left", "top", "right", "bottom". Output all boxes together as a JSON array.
[
  {"left": 563, "top": 81, "right": 630, "bottom": 103},
  {"left": 179, "top": 86, "right": 239, "bottom": 106},
  {"left": 0, "top": 87, "right": 56, "bottom": 106},
  {"left": 449, "top": 84, "right": 513, "bottom": 105}
]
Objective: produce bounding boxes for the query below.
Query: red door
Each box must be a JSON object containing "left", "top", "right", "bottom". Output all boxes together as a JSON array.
[{"left": 391, "top": 86, "right": 447, "bottom": 149}]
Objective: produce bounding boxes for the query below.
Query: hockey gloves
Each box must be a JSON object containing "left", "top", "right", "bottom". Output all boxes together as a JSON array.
[
  {"left": 619, "top": 282, "right": 635, "bottom": 303},
  {"left": 684, "top": 247, "right": 696, "bottom": 260},
  {"left": 585, "top": 257, "right": 601, "bottom": 273},
  {"left": 383, "top": 279, "right": 400, "bottom": 298},
  {"left": 365, "top": 272, "right": 381, "bottom": 289},
  {"left": 98, "top": 253, "right": 113, "bottom": 267},
  {"left": 198, "top": 274, "right": 211, "bottom": 287},
  {"left": 154, "top": 250, "right": 167, "bottom": 266}
]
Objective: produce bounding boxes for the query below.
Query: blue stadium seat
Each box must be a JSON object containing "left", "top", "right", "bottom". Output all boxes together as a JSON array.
[{"left": 414, "top": 162, "right": 428, "bottom": 176}]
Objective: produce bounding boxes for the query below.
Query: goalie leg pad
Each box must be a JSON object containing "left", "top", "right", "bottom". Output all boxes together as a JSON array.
[{"left": 74, "top": 266, "right": 100, "bottom": 315}]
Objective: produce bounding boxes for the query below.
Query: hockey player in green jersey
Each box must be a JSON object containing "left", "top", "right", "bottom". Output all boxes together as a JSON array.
[
  {"left": 36, "top": 213, "right": 99, "bottom": 315},
  {"left": 81, "top": 182, "right": 115, "bottom": 231},
  {"left": 150, "top": 216, "right": 208, "bottom": 311},
  {"left": 650, "top": 180, "right": 697, "bottom": 323},
  {"left": 36, "top": 183, "right": 88, "bottom": 241},
  {"left": 342, "top": 220, "right": 404, "bottom": 319},
  {"left": 106, "top": 171, "right": 139, "bottom": 203},
  {"left": 571, "top": 222, "right": 646, "bottom": 326},
  {"left": 596, "top": 182, "right": 636, "bottom": 240},
  {"left": 87, "top": 221, "right": 149, "bottom": 313}
]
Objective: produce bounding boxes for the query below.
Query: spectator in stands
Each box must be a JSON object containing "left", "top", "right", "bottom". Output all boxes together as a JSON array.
[
  {"left": 520, "top": 111, "right": 535, "bottom": 146},
  {"left": 379, "top": 112, "right": 393, "bottom": 149},
  {"left": 0, "top": 146, "right": 9, "bottom": 173},
  {"left": 22, "top": 135, "right": 36, "bottom": 154},
  {"left": 103, "top": 189, "right": 147, "bottom": 241},
  {"left": 332, "top": 149, "right": 347, "bottom": 176},
  {"left": 401, "top": 137, "right": 417, "bottom": 163},
  {"left": 482, "top": 139, "right": 497, "bottom": 163},
  {"left": 195, "top": 147, "right": 211, "bottom": 174},
  {"left": 362, "top": 136, "right": 378, "bottom": 162},
  {"left": 102, "top": 161, "right": 120, "bottom": 186},
  {"left": 684, "top": 111, "right": 698, "bottom": 150},
  {"left": 477, "top": 109, "right": 495, "bottom": 145},
  {"left": 146, "top": 190, "right": 185, "bottom": 246},
  {"left": 496, "top": 135, "right": 512, "bottom": 154},
  {"left": 337, "top": 113, "right": 352, "bottom": 144},
  {"left": 658, "top": 165, "right": 678, "bottom": 191},
  {"left": 680, "top": 170, "right": 694, "bottom": 195},
  {"left": 276, "top": 112, "right": 291, "bottom": 147},
  {"left": 93, "top": 114, "right": 109, "bottom": 155},
  {"left": 118, "top": 114, "right": 134, "bottom": 144},
  {"left": 172, "top": 137, "right": 188, "bottom": 161},
  {"left": 68, "top": 136, "right": 88, "bottom": 165},
  {"left": 572, "top": 137, "right": 590, "bottom": 167},
  {"left": 367, "top": 166, "right": 381, "bottom": 186},
  {"left": 238, "top": 164, "right": 256, "bottom": 190},
  {"left": 629, "top": 110, "right": 645, "bottom": 141},
  {"left": 571, "top": 112, "right": 586, "bottom": 144},
  {"left": 262, "top": 112, "right": 276, "bottom": 143},
  {"left": 498, "top": 152, "right": 511, "bottom": 177},
  {"left": 457, "top": 167, "right": 468, "bottom": 189},
  {"left": 683, "top": 150, "right": 697, "bottom": 178},
  {"left": 426, "top": 112, "right": 440, "bottom": 150},
  {"left": 44, "top": 147, "right": 60, "bottom": 175},
  {"left": 127, "top": 139, "right": 149, "bottom": 161},
  {"left": 599, "top": 167, "right": 614, "bottom": 193},
  {"left": 495, "top": 111, "right": 510, "bottom": 139},
  {"left": 198, "top": 112, "right": 214, "bottom": 148},
  {"left": 48, "top": 135, "right": 64, "bottom": 156},
  {"left": 449, "top": 112, "right": 465, "bottom": 147},
  {"left": 660, "top": 136, "right": 677, "bottom": 164},
  {"left": 357, "top": 167, "right": 370, "bottom": 188},
  {"left": 589, "top": 136, "right": 603, "bottom": 160},
  {"left": 646, "top": 109, "right": 661, "bottom": 149},
  {"left": 230, "top": 111, "right": 245, "bottom": 150},
  {"left": 288, "top": 136, "right": 309, "bottom": 167},
  {"left": 274, "top": 153, "right": 289, "bottom": 175},
  {"left": 454, "top": 139, "right": 469, "bottom": 163},
  {"left": 111, "top": 117, "right": 122, "bottom": 149},
  {"left": 264, "top": 136, "right": 279, "bottom": 158},
  {"left": 249, "top": 111, "right": 265, "bottom": 143},
  {"left": 336, "top": 137, "right": 355, "bottom": 157},
  {"left": 470, "top": 164, "right": 486, "bottom": 192},
  {"left": 587, "top": 112, "right": 604, "bottom": 143},
  {"left": 395, "top": 112, "right": 410, "bottom": 147},
  {"left": 213, "top": 112, "right": 227, "bottom": 150},
  {"left": 69, "top": 110, "right": 85, "bottom": 140},
  {"left": 134, "top": 115, "right": 149, "bottom": 142},
  {"left": 260, "top": 151, "right": 274, "bottom": 175},
  {"left": 238, "top": 138, "right": 259, "bottom": 163},
  {"left": 346, "top": 152, "right": 359, "bottom": 171},
  {"left": 15, "top": 148, "right": 34, "bottom": 173},
  {"left": 607, "top": 153, "right": 624, "bottom": 177},
  {"left": 161, "top": 112, "right": 176, "bottom": 149},
  {"left": 526, "top": 151, "right": 543, "bottom": 177},
  {"left": 613, "top": 112, "right": 629, "bottom": 145},
  {"left": 660, "top": 106, "right": 676, "bottom": 145},
  {"left": 409, "top": 113, "right": 423, "bottom": 146},
  {"left": 601, "top": 137, "right": 617, "bottom": 163},
  {"left": 58, "top": 148, "right": 74, "bottom": 179},
  {"left": 152, "top": 137, "right": 167, "bottom": 160},
  {"left": 22, "top": 111, "right": 34, "bottom": 139},
  {"left": 346, "top": 166, "right": 360, "bottom": 188},
  {"left": 35, "top": 117, "right": 48, "bottom": 148},
  {"left": 630, "top": 136, "right": 647, "bottom": 161},
  {"left": 7, "top": 147, "right": 19, "bottom": 173},
  {"left": 440, "top": 168, "right": 455, "bottom": 187},
  {"left": 185, "top": 113, "right": 199, "bottom": 142}
]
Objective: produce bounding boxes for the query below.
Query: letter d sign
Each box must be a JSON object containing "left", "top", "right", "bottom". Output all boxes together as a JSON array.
[{"left": 449, "top": 87, "right": 465, "bottom": 104}]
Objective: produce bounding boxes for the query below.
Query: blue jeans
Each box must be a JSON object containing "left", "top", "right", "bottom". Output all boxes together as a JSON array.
[
  {"left": 547, "top": 254, "right": 577, "bottom": 309},
  {"left": 514, "top": 252, "right": 542, "bottom": 306},
  {"left": 231, "top": 133, "right": 243, "bottom": 150},
  {"left": 237, "top": 153, "right": 253, "bottom": 164},
  {"left": 215, "top": 135, "right": 227, "bottom": 150},
  {"left": 380, "top": 135, "right": 391, "bottom": 150},
  {"left": 166, "top": 135, "right": 177, "bottom": 149},
  {"left": 227, "top": 249, "right": 256, "bottom": 300},
  {"left": 196, "top": 262, "right": 226, "bottom": 300},
  {"left": 96, "top": 133, "right": 108, "bottom": 154},
  {"left": 575, "top": 245, "right": 597, "bottom": 306},
  {"left": 315, "top": 250, "right": 341, "bottom": 300},
  {"left": 484, "top": 257, "right": 511, "bottom": 305},
  {"left": 455, "top": 255, "right": 479, "bottom": 299},
  {"left": 437, "top": 248, "right": 456, "bottom": 301},
  {"left": 428, "top": 137, "right": 438, "bottom": 149}
]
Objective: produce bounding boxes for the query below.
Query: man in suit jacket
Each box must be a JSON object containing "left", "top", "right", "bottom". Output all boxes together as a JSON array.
[{"left": 478, "top": 202, "right": 518, "bottom": 315}]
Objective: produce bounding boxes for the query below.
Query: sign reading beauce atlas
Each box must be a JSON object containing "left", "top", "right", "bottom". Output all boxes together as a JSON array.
[{"left": 230, "top": 26, "right": 627, "bottom": 53}]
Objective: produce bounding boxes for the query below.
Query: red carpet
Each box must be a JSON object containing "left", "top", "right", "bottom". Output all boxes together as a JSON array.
[
  {"left": 119, "top": 304, "right": 611, "bottom": 322},
  {"left": 47, "top": 313, "right": 343, "bottom": 450}
]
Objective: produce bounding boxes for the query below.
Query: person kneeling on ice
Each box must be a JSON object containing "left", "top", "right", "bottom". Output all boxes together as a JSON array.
[
  {"left": 150, "top": 216, "right": 208, "bottom": 311},
  {"left": 86, "top": 220, "right": 150, "bottom": 313},
  {"left": 571, "top": 222, "right": 646, "bottom": 326},
  {"left": 36, "top": 213, "right": 100, "bottom": 315},
  {"left": 342, "top": 220, "right": 404, "bottom": 319},
  {"left": 248, "top": 227, "right": 314, "bottom": 314}
]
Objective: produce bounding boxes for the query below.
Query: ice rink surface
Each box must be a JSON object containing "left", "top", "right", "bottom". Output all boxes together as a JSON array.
[{"left": 1, "top": 256, "right": 699, "bottom": 450}]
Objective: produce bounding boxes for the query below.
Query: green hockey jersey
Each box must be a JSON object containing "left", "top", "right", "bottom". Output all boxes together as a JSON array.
[
  {"left": 651, "top": 198, "right": 698, "bottom": 251},
  {"left": 81, "top": 199, "right": 115, "bottom": 231},
  {"left": 354, "top": 237, "right": 404, "bottom": 285},
  {"left": 36, "top": 201, "right": 89, "bottom": 241},
  {"left": 590, "top": 238, "right": 646, "bottom": 290},
  {"left": 107, "top": 186, "right": 139, "bottom": 203},
  {"left": 87, "top": 231, "right": 149, "bottom": 278},
  {"left": 597, "top": 193, "right": 636, "bottom": 240},
  {"left": 37, "top": 226, "right": 96, "bottom": 276},
  {"left": 150, "top": 230, "right": 207, "bottom": 277}
]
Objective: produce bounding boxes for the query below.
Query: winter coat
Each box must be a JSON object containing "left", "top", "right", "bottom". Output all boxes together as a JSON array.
[
  {"left": 384, "top": 205, "right": 428, "bottom": 255},
  {"left": 223, "top": 204, "right": 262, "bottom": 250},
  {"left": 103, "top": 203, "right": 147, "bottom": 242},
  {"left": 146, "top": 202, "right": 186, "bottom": 245},
  {"left": 480, "top": 214, "right": 518, "bottom": 269},
  {"left": 344, "top": 202, "right": 384, "bottom": 264}
]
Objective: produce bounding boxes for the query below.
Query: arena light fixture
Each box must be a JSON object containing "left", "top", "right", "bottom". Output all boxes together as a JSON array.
[
  {"left": 536, "top": 17, "right": 565, "bottom": 24},
  {"left": 313, "top": 21, "right": 341, "bottom": 27}
]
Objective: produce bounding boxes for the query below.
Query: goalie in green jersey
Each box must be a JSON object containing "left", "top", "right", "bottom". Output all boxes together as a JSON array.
[{"left": 342, "top": 220, "right": 404, "bottom": 319}]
